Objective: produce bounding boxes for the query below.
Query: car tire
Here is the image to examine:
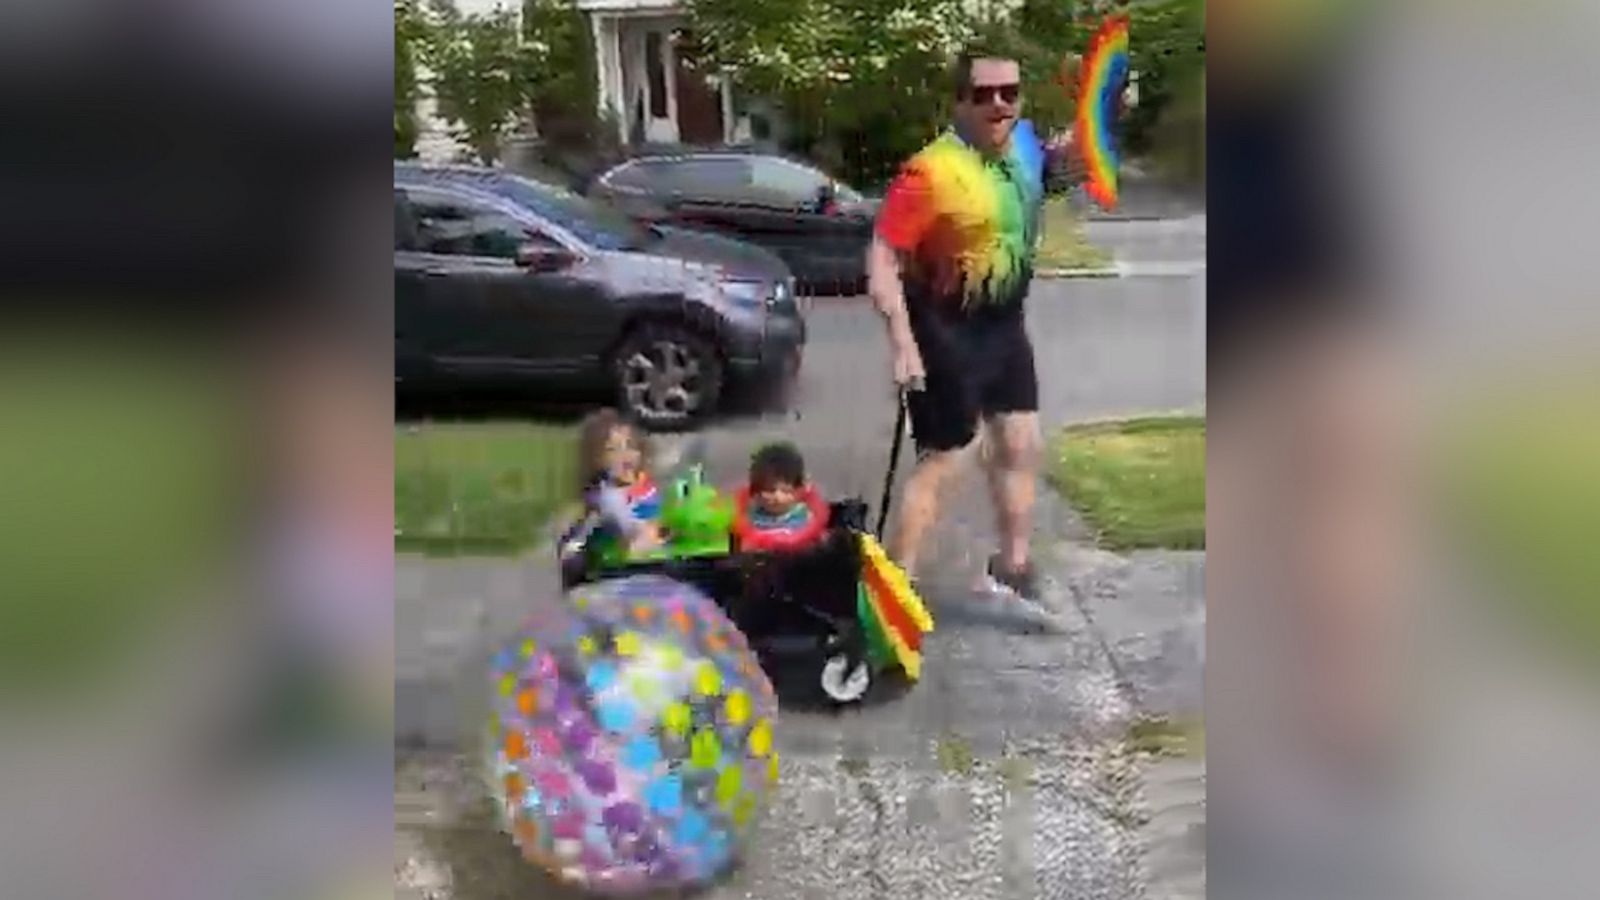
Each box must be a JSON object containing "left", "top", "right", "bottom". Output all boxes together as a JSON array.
[{"left": 611, "top": 322, "right": 723, "bottom": 431}]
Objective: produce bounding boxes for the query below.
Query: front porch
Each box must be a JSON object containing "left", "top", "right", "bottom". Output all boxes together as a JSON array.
[{"left": 578, "top": 0, "right": 752, "bottom": 147}]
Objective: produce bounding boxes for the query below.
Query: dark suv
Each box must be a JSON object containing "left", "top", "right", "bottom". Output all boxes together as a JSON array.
[
  {"left": 588, "top": 150, "right": 878, "bottom": 297},
  {"left": 395, "top": 165, "right": 804, "bottom": 429}
]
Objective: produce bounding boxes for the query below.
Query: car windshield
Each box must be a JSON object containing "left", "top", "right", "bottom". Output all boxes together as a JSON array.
[{"left": 491, "top": 174, "right": 653, "bottom": 251}]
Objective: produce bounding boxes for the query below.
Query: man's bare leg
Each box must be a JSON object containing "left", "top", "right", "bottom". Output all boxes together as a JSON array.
[
  {"left": 888, "top": 446, "right": 966, "bottom": 579},
  {"left": 982, "top": 412, "right": 1043, "bottom": 573}
]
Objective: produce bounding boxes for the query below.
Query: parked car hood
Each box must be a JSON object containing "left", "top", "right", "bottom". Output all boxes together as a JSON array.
[{"left": 642, "top": 225, "right": 792, "bottom": 283}]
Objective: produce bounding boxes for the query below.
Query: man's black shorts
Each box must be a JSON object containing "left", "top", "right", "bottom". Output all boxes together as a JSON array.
[{"left": 905, "top": 312, "right": 1039, "bottom": 454}]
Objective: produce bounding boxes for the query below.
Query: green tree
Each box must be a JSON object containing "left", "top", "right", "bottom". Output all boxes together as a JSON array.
[
  {"left": 521, "top": 0, "right": 622, "bottom": 180},
  {"left": 522, "top": 0, "right": 597, "bottom": 142},
  {"left": 683, "top": 0, "right": 967, "bottom": 184},
  {"left": 395, "top": 0, "right": 432, "bottom": 158},
  {"left": 423, "top": 0, "right": 544, "bottom": 164},
  {"left": 684, "top": 0, "right": 1203, "bottom": 185},
  {"left": 685, "top": 0, "right": 1095, "bottom": 186},
  {"left": 1125, "top": 0, "right": 1205, "bottom": 178}
]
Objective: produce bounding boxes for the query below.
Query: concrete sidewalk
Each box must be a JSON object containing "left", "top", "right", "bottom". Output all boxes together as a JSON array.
[{"left": 395, "top": 440, "right": 1204, "bottom": 899}]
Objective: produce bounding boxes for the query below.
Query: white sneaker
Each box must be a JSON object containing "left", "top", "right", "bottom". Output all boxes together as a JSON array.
[{"left": 983, "top": 555, "right": 1069, "bottom": 633}]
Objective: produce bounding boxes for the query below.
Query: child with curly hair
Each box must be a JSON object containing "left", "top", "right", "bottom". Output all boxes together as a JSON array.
[
  {"left": 732, "top": 442, "right": 829, "bottom": 552},
  {"left": 561, "top": 408, "right": 665, "bottom": 560}
]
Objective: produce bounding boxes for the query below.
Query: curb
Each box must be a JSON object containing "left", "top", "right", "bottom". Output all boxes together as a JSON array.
[
  {"left": 803, "top": 256, "right": 1208, "bottom": 297},
  {"left": 1041, "top": 261, "right": 1208, "bottom": 280},
  {"left": 1057, "top": 406, "right": 1207, "bottom": 430},
  {"left": 1037, "top": 266, "right": 1120, "bottom": 279},
  {"left": 801, "top": 266, "right": 1123, "bottom": 296}
]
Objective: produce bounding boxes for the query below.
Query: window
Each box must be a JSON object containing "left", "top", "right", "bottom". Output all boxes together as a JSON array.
[
  {"left": 748, "top": 158, "right": 830, "bottom": 206},
  {"left": 404, "top": 188, "right": 537, "bottom": 259},
  {"left": 604, "top": 157, "right": 754, "bottom": 202},
  {"left": 655, "top": 157, "right": 751, "bottom": 200},
  {"left": 645, "top": 32, "right": 668, "bottom": 119},
  {"left": 492, "top": 174, "right": 647, "bottom": 251},
  {"left": 605, "top": 160, "right": 663, "bottom": 192}
]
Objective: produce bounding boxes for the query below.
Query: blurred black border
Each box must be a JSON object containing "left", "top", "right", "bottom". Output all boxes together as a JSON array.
[
  {"left": 0, "top": 30, "right": 390, "bottom": 327},
  {"left": 1206, "top": 25, "right": 1380, "bottom": 389}
]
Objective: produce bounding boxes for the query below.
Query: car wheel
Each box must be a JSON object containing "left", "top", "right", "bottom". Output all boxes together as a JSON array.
[
  {"left": 612, "top": 322, "right": 723, "bottom": 430},
  {"left": 819, "top": 653, "right": 872, "bottom": 704}
]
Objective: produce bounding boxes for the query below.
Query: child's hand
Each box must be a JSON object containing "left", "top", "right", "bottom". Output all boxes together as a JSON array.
[{"left": 629, "top": 522, "right": 666, "bottom": 553}]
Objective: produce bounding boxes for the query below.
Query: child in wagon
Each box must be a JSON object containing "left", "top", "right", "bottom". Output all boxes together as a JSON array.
[
  {"left": 731, "top": 442, "right": 829, "bottom": 552},
  {"left": 559, "top": 408, "right": 666, "bottom": 562}
]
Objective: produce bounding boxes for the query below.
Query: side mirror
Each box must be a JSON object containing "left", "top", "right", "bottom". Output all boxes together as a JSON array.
[
  {"left": 515, "top": 243, "right": 577, "bottom": 272},
  {"left": 813, "top": 182, "right": 837, "bottom": 214}
]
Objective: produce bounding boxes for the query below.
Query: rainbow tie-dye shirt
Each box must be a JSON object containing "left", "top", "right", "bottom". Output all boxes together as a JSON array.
[{"left": 875, "top": 119, "right": 1046, "bottom": 317}]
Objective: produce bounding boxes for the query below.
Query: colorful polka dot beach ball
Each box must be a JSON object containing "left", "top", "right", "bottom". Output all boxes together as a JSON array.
[{"left": 486, "top": 575, "right": 780, "bottom": 895}]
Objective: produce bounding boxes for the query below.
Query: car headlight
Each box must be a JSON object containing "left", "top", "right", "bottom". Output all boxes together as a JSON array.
[{"left": 719, "top": 279, "right": 768, "bottom": 310}]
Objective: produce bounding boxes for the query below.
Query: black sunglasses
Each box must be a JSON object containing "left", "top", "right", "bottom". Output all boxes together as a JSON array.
[{"left": 964, "top": 83, "right": 1020, "bottom": 105}]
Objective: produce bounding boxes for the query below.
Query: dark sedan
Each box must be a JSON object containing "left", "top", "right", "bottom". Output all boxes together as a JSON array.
[
  {"left": 588, "top": 150, "right": 878, "bottom": 297},
  {"left": 395, "top": 164, "right": 804, "bottom": 429}
]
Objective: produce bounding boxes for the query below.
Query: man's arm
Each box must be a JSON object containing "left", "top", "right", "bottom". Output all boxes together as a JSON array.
[
  {"left": 866, "top": 234, "right": 913, "bottom": 346},
  {"left": 869, "top": 161, "right": 938, "bottom": 389}
]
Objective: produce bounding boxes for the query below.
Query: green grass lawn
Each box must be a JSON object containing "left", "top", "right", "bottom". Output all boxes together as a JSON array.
[
  {"left": 1047, "top": 416, "right": 1206, "bottom": 551},
  {"left": 0, "top": 346, "right": 232, "bottom": 700},
  {"left": 1037, "top": 196, "right": 1113, "bottom": 272},
  {"left": 396, "top": 422, "right": 579, "bottom": 556},
  {"left": 1446, "top": 387, "right": 1600, "bottom": 659},
  {"left": 1127, "top": 716, "right": 1206, "bottom": 759}
]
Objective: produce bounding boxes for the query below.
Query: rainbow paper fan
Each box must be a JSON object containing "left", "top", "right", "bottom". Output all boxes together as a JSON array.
[
  {"left": 855, "top": 534, "right": 935, "bottom": 680},
  {"left": 1076, "top": 14, "right": 1131, "bottom": 211}
]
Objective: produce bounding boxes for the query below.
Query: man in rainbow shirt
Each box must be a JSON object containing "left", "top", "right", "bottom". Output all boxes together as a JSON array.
[{"left": 868, "top": 45, "right": 1079, "bottom": 626}]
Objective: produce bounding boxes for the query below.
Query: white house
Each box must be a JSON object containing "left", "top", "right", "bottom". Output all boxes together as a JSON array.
[
  {"left": 412, "top": 0, "right": 751, "bottom": 163},
  {"left": 577, "top": 0, "right": 750, "bottom": 146}
]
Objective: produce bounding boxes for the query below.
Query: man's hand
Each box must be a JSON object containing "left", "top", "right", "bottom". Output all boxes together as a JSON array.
[
  {"left": 1045, "top": 128, "right": 1076, "bottom": 159},
  {"left": 867, "top": 232, "right": 927, "bottom": 392},
  {"left": 891, "top": 337, "right": 926, "bottom": 392}
]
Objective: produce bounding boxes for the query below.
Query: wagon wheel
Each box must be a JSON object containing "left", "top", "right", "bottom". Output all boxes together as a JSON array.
[
  {"left": 819, "top": 653, "right": 872, "bottom": 703},
  {"left": 819, "top": 626, "right": 873, "bottom": 704}
]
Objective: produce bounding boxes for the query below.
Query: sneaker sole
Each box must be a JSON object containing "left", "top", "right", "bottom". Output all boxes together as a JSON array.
[{"left": 980, "top": 575, "right": 1070, "bottom": 632}]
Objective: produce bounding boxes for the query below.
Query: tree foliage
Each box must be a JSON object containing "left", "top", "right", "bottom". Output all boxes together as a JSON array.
[
  {"left": 522, "top": 0, "right": 602, "bottom": 147},
  {"left": 684, "top": 0, "right": 991, "bottom": 185},
  {"left": 683, "top": 0, "right": 1203, "bottom": 186},
  {"left": 395, "top": 0, "right": 431, "bottom": 158},
  {"left": 1124, "top": 0, "right": 1204, "bottom": 160},
  {"left": 395, "top": 0, "right": 1203, "bottom": 181},
  {"left": 394, "top": 0, "right": 610, "bottom": 167},
  {"left": 422, "top": 0, "right": 543, "bottom": 164}
]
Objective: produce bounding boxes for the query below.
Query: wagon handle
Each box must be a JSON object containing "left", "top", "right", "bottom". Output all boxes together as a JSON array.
[{"left": 874, "top": 388, "right": 912, "bottom": 539}]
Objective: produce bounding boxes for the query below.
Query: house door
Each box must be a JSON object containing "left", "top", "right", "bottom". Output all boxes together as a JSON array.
[
  {"left": 672, "top": 32, "right": 724, "bottom": 145},
  {"left": 640, "top": 27, "right": 677, "bottom": 143}
]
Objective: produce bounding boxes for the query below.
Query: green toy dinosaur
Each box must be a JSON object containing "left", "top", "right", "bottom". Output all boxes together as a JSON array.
[
  {"left": 591, "top": 465, "right": 733, "bottom": 567},
  {"left": 657, "top": 465, "right": 735, "bottom": 557}
]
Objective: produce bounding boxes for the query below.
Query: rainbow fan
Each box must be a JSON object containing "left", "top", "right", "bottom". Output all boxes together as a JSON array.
[
  {"left": 855, "top": 534, "right": 935, "bottom": 679},
  {"left": 1076, "top": 14, "right": 1131, "bottom": 211}
]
